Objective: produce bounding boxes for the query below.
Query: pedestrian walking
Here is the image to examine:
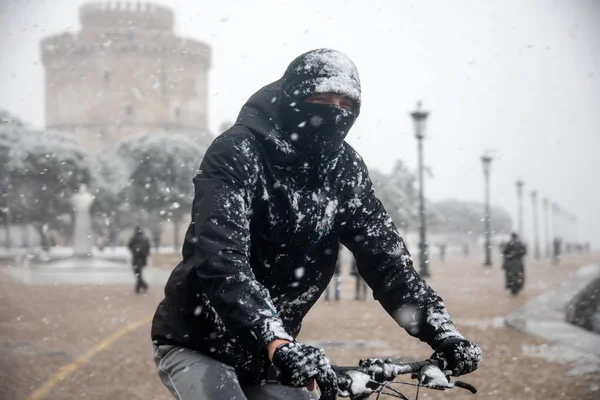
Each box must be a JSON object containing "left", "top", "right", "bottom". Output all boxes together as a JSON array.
[
  {"left": 324, "top": 256, "right": 341, "bottom": 301},
  {"left": 350, "top": 257, "right": 368, "bottom": 300},
  {"left": 128, "top": 226, "right": 150, "bottom": 294},
  {"left": 553, "top": 237, "right": 562, "bottom": 264},
  {"left": 439, "top": 243, "right": 447, "bottom": 262},
  {"left": 502, "top": 233, "right": 527, "bottom": 295}
]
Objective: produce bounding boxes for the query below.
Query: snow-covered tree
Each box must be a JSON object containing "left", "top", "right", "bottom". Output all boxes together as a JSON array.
[
  {"left": 370, "top": 160, "right": 421, "bottom": 231},
  {"left": 368, "top": 160, "right": 448, "bottom": 236},
  {"left": 117, "top": 133, "right": 206, "bottom": 249},
  {"left": 5, "top": 127, "right": 90, "bottom": 249},
  {"left": 89, "top": 149, "right": 133, "bottom": 247},
  {"left": 0, "top": 110, "right": 26, "bottom": 248},
  {"left": 433, "top": 199, "right": 513, "bottom": 238},
  {"left": 0, "top": 110, "right": 23, "bottom": 162}
]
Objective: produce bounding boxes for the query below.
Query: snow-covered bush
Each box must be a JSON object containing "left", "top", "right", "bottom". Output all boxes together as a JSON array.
[
  {"left": 89, "top": 148, "right": 132, "bottom": 246},
  {"left": 116, "top": 132, "right": 206, "bottom": 248},
  {"left": 2, "top": 117, "right": 90, "bottom": 248}
]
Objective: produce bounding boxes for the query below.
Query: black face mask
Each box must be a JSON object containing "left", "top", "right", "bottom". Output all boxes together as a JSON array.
[{"left": 278, "top": 91, "right": 358, "bottom": 159}]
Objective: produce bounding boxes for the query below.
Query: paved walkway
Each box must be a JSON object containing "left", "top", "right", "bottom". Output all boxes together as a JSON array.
[
  {"left": 3, "top": 263, "right": 171, "bottom": 286},
  {"left": 505, "top": 263, "right": 600, "bottom": 376},
  {"left": 1, "top": 251, "right": 599, "bottom": 400},
  {"left": 506, "top": 263, "right": 600, "bottom": 352}
]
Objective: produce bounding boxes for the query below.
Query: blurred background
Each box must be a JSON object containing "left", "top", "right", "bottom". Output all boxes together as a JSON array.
[{"left": 0, "top": 1, "right": 598, "bottom": 399}]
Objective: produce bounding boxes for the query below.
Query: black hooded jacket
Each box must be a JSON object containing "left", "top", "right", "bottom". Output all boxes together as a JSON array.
[{"left": 151, "top": 80, "right": 454, "bottom": 384}]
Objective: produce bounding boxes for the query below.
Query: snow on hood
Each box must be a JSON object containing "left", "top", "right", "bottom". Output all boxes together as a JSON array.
[
  {"left": 295, "top": 49, "right": 361, "bottom": 102},
  {"left": 235, "top": 79, "right": 302, "bottom": 166}
]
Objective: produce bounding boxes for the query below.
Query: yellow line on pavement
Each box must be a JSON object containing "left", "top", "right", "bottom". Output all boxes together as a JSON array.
[{"left": 26, "top": 315, "right": 153, "bottom": 400}]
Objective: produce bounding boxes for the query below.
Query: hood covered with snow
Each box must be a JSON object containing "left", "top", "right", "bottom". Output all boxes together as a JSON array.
[
  {"left": 235, "top": 79, "right": 303, "bottom": 166},
  {"left": 235, "top": 49, "right": 361, "bottom": 167}
]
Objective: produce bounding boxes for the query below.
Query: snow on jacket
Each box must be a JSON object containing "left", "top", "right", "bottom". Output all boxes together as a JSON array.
[{"left": 151, "top": 80, "right": 455, "bottom": 384}]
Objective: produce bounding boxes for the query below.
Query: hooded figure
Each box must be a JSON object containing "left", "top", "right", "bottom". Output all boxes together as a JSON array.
[
  {"left": 502, "top": 232, "right": 527, "bottom": 295},
  {"left": 278, "top": 49, "right": 361, "bottom": 159},
  {"left": 151, "top": 49, "right": 481, "bottom": 400},
  {"left": 128, "top": 226, "right": 150, "bottom": 294}
]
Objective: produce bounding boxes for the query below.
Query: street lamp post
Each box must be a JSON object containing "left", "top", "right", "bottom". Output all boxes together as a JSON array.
[
  {"left": 481, "top": 154, "right": 493, "bottom": 266},
  {"left": 3, "top": 207, "right": 10, "bottom": 250},
  {"left": 553, "top": 204, "right": 560, "bottom": 239},
  {"left": 411, "top": 101, "right": 430, "bottom": 278},
  {"left": 551, "top": 202, "right": 559, "bottom": 263},
  {"left": 516, "top": 180, "right": 524, "bottom": 238},
  {"left": 543, "top": 197, "right": 550, "bottom": 257},
  {"left": 568, "top": 211, "right": 572, "bottom": 252},
  {"left": 0, "top": 177, "right": 11, "bottom": 250},
  {"left": 565, "top": 211, "right": 575, "bottom": 254},
  {"left": 531, "top": 190, "right": 540, "bottom": 260}
]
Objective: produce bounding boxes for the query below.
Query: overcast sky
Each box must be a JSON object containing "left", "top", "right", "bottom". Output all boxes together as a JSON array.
[{"left": 1, "top": 0, "right": 599, "bottom": 247}]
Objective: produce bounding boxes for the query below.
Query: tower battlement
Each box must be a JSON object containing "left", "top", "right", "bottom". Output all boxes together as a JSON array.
[
  {"left": 41, "top": 31, "right": 211, "bottom": 67},
  {"left": 41, "top": 1, "right": 210, "bottom": 67},
  {"left": 80, "top": 1, "right": 174, "bottom": 32},
  {"left": 40, "top": 1, "right": 212, "bottom": 154}
]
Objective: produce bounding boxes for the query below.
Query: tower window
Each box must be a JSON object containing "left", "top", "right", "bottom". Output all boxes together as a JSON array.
[
  {"left": 104, "top": 71, "right": 110, "bottom": 82},
  {"left": 174, "top": 106, "right": 181, "bottom": 117},
  {"left": 125, "top": 104, "right": 133, "bottom": 115}
]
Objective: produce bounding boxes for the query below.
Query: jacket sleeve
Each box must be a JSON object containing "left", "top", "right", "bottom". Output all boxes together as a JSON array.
[
  {"left": 190, "top": 134, "right": 293, "bottom": 348},
  {"left": 340, "top": 160, "right": 462, "bottom": 347}
]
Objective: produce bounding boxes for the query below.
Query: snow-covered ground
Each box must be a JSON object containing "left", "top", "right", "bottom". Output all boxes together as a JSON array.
[{"left": 0, "top": 245, "right": 180, "bottom": 261}]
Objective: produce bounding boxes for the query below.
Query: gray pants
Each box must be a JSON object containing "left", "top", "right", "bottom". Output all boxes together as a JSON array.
[{"left": 153, "top": 345, "right": 319, "bottom": 400}]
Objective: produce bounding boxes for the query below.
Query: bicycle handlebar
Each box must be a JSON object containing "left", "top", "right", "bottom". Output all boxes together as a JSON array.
[
  {"left": 267, "top": 358, "right": 477, "bottom": 398},
  {"left": 332, "top": 359, "right": 434, "bottom": 375}
]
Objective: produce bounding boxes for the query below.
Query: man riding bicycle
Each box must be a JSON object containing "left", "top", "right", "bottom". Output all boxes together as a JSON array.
[{"left": 151, "top": 48, "right": 482, "bottom": 400}]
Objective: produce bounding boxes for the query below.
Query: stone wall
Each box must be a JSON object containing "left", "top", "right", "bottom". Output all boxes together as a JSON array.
[{"left": 40, "top": 1, "right": 212, "bottom": 153}]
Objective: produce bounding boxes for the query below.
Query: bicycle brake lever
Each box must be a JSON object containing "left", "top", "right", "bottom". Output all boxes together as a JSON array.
[{"left": 454, "top": 380, "right": 477, "bottom": 394}]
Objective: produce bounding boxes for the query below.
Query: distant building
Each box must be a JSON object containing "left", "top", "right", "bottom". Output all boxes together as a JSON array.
[{"left": 40, "top": 1, "right": 212, "bottom": 152}]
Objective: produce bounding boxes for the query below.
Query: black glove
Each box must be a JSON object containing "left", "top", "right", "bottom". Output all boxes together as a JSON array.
[
  {"left": 272, "top": 342, "right": 338, "bottom": 400},
  {"left": 358, "top": 358, "right": 397, "bottom": 382},
  {"left": 430, "top": 338, "right": 482, "bottom": 377}
]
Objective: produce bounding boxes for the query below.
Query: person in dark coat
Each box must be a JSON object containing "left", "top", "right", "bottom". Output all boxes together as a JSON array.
[
  {"left": 350, "top": 257, "right": 368, "bottom": 300},
  {"left": 128, "top": 226, "right": 150, "bottom": 294},
  {"left": 324, "top": 253, "right": 341, "bottom": 301},
  {"left": 438, "top": 243, "right": 447, "bottom": 262},
  {"left": 553, "top": 237, "right": 562, "bottom": 264},
  {"left": 502, "top": 233, "right": 527, "bottom": 295},
  {"left": 151, "top": 49, "right": 481, "bottom": 400}
]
